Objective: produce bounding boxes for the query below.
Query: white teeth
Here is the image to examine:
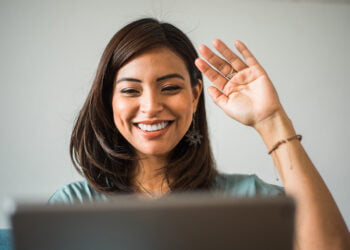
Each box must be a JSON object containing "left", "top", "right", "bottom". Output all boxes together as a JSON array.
[{"left": 137, "top": 122, "right": 169, "bottom": 132}]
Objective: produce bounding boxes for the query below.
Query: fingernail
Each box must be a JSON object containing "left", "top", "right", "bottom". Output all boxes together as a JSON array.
[{"left": 213, "top": 39, "right": 220, "bottom": 45}]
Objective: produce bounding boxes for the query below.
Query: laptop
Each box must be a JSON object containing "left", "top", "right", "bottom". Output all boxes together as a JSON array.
[{"left": 10, "top": 194, "right": 295, "bottom": 250}]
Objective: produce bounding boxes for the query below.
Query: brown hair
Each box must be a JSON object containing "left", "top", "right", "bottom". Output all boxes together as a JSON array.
[{"left": 70, "top": 18, "right": 217, "bottom": 194}]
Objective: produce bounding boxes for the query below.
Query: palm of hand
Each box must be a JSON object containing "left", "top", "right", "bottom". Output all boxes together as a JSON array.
[
  {"left": 222, "top": 70, "right": 280, "bottom": 126},
  {"left": 195, "top": 40, "right": 282, "bottom": 127}
]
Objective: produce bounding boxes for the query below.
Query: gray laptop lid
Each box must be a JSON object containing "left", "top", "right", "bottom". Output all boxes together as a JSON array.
[{"left": 11, "top": 194, "right": 295, "bottom": 250}]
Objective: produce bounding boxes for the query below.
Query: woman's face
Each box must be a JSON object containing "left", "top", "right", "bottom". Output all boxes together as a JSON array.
[{"left": 112, "top": 47, "right": 202, "bottom": 159}]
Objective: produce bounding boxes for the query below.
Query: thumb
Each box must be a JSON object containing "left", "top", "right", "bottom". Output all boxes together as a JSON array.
[{"left": 207, "top": 86, "right": 228, "bottom": 109}]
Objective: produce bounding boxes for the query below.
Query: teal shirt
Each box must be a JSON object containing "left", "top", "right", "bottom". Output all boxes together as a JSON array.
[{"left": 48, "top": 173, "right": 284, "bottom": 203}]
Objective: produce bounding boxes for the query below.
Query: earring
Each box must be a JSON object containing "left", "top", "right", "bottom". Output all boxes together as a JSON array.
[{"left": 185, "top": 113, "right": 202, "bottom": 146}]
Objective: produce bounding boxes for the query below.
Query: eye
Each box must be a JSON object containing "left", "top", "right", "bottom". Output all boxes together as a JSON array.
[
  {"left": 120, "top": 88, "right": 140, "bottom": 96},
  {"left": 162, "top": 85, "right": 182, "bottom": 94}
]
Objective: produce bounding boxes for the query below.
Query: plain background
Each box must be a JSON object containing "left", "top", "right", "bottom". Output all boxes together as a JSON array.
[{"left": 0, "top": 0, "right": 349, "bottom": 229}]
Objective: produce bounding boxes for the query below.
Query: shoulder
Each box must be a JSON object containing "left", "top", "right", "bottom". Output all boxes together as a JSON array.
[
  {"left": 213, "top": 173, "right": 284, "bottom": 197},
  {"left": 48, "top": 180, "right": 108, "bottom": 204},
  {"left": 0, "top": 229, "right": 12, "bottom": 250}
]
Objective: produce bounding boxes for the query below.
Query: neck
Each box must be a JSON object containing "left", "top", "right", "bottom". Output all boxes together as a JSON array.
[{"left": 134, "top": 155, "right": 170, "bottom": 197}]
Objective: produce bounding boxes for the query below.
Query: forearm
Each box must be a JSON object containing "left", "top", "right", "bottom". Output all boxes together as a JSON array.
[{"left": 255, "top": 110, "right": 350, "bottom": 250}]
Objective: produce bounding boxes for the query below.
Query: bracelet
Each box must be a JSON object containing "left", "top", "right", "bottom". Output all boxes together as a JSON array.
[{"left": 268, "top": 134, "right": 302, "bottom": 155}]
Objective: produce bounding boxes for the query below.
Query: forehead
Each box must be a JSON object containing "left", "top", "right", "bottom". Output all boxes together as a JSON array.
[{"left": 116, "top": 47, "right": 189, "bottom": 77}]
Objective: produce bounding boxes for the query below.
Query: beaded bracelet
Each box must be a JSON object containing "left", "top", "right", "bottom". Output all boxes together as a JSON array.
[{"left": 268, "top": 134, "right": 302, "bottom": 155}]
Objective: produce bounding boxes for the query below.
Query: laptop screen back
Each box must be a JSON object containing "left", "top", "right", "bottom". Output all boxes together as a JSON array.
[{"left": 11, "top": 194, "right": 295, "bottom": 250}]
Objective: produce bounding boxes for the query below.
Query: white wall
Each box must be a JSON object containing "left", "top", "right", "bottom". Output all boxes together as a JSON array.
[{"left": 1, "top": 0, "right": 349, "bottom": 228}]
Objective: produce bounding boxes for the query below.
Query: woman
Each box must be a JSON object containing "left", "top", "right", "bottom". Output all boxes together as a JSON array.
[{"left": 50, "top": 18, "right": 349, "bottom": 249}]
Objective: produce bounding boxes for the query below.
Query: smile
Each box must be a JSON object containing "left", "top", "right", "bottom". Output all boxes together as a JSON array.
[{"left": 136, "top": 121, "right": 171, "bottom": 132}]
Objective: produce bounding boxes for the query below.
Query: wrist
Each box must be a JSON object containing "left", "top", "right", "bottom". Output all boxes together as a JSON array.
[{"left": 254, "top": 109, "right": 296, "bottom": 151}]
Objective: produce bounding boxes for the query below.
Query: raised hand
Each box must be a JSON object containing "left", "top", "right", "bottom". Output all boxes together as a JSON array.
[{"left": 195, "top": 39, "right": 283, "bottom": 128}]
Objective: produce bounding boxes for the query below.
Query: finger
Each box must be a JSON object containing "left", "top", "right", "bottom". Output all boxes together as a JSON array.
[
  {"left": 213, "top": 39, "right": 248, "bottom": 71},
  {"left": 198, "top": 45, "right": 233, "bottom": 79},
  {"left": 207, "top": 86, "right": 229, "bottom": 109},
  {"left": 235, "top": 40, "right": 261, "bottom": 67},
  {"left": 195, "top": 58, "right": 228, "bottom": 91}
]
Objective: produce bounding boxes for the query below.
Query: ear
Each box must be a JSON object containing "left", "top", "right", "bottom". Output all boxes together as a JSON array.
[{"left": 191, "top": 79, "right": 203, "bottom": 112}]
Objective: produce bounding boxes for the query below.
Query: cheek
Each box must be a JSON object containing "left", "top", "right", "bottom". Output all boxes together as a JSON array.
[
  {"left": 112, "top": 98, "right": 136, "bottom": 127},
  {"left": 173, "top": 94, "right": 195, "bottom": 121}
]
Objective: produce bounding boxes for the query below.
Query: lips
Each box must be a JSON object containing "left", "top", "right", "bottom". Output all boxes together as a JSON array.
[
  {"left": 134, "top": 120, "right": 173, "bottom": 139},
  {"left": 137, "top": 121, "right": 169, "bottom": 132}
]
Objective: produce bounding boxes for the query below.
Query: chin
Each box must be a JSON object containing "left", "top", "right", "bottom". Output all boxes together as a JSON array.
[{"left": 136, "top": 147, "right": 172, "bottom": 159}]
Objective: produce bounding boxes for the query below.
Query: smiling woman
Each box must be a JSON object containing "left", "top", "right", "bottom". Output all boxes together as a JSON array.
[
  {"left": 62, "top": 18, "right": 217, "bottom": 196},
  {"left": 49, "top": 18, "right": 284, "bottom": 199},
  {"left": 48, "top": 18, "right": 350, "bottom": 249}
]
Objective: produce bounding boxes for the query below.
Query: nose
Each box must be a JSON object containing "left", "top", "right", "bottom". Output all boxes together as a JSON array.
[{"left": 139, "top": 90, "right": 164, "bottom": 116}]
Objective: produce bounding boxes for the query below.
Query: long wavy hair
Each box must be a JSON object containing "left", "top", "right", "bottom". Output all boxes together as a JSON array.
[{"left": 70, "top": 18, "right": 217, "bottom": 194}]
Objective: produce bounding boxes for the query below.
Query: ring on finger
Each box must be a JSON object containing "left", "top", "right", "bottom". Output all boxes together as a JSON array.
[{"left": 224, "top": 67, "right": 237, "bottom": 80}]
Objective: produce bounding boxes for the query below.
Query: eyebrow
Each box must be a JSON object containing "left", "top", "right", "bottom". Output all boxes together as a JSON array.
[{"left": 116, "top": 73, "right": 185, "bottom": 84}]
